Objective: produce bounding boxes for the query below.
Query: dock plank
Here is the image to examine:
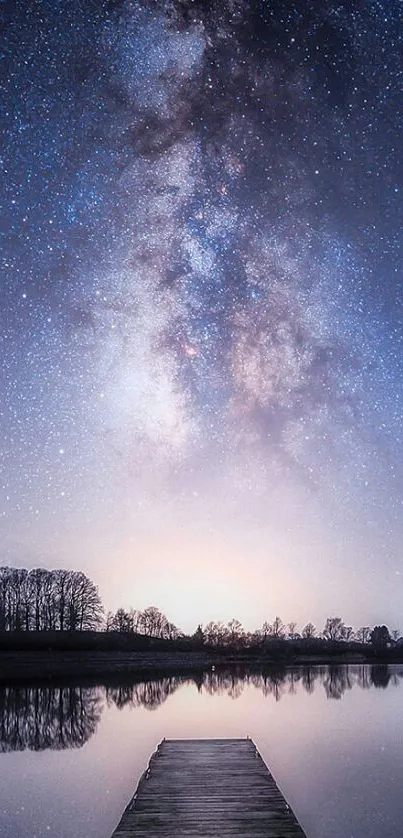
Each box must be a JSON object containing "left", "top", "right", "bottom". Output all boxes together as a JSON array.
[{"left": 111, "top": 738, "right": 308, "bottom": 837}]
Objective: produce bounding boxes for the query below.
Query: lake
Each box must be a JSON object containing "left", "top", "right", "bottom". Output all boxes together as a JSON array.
[{"left": 0, "top": 664, "right": 402, "bottom": 838}]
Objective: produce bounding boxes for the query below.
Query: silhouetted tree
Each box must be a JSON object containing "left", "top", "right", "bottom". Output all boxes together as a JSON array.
[
  {"left": 355, "top": 626, "right": 371, "bottom": 643},
  {"left": 0, "top": 567, "right": 103, "bottom": 631},
  {"left": 42, "top": 570, "right": 58, "bottom": 630},
  {"left": 138, "top": 606, "right": 164, "bottom": 637},
  {"left": 302, "top": 622, "right": 316, "bottom": 639},
  {"left": 65, "top": 572, "right": 103, "bottom": 630},
  {"left": 29, "top": 569, "right": 48, "bottom": 631},
  {"left": 54, "top": 569, "right": 71, "bottom": 632},
  {"left": 203, "top": 620, "right": 246, "bottom": 648},
  {"left": 287, "top": 621, "right": 300, "bottom": 640},
  {"left": 164, "top": 620, "right": 183, "bottom": 640},
  {"left": 226, "top": 619, "right": 244, "bottom": 647},
  {"left": 134, "top": 606, "right": 182, "bottom": 639},
  {"left": 107, "top": 608, "right": 135, "bottom": 632},
  {"left": 0, "top": 568, "right": 10, "bottom": 630},
  {"left": 18, "top": 570, "right": 31, "bottom": 631},
  {"left": 260, "top": 621, "right": 271, "bottom": 641},
  {"left": 370, "top": 664, "right": 390, "bottom": 688},
  {"left": 267, "top": 616, "right": 285, "bottom": 640},
  {"left": 323, "top": 617, "right": 346, "bottom": 641},
  {"left": 370, "top": 625, "right": 391, "bottom": 650},
  {"left": 203, "top": 621, "right": 229, "bottom": 647},
  {"left": 5, "top": 568, "right": 28, "bottom": 631},
  {"left": 105, "top": 611, "right": 114, "bottom": 631},
  {"left": 343, "top": 625, "right": 354, "bottom": 642},
  {"left": 191, "top": 625, "right": 205, "bottom": 646}
]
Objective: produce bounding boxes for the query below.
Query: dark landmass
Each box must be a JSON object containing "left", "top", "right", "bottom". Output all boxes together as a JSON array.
[{"left": 0, "top": 631, "right": 402, "bottom": 683}]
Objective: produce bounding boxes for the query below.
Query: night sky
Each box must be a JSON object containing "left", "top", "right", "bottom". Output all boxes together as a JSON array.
[{"left": 2, "top": 0, "right": 403, "bottom": 632}]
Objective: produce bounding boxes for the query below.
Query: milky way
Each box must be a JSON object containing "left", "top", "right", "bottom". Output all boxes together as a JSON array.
[{"left": 1, "top": 0, "right": 403, "bottom": 629}]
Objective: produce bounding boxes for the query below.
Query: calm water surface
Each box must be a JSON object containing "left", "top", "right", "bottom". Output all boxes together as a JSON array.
[{"left": 1, "top": 664, "right": 402, "bottom": 838}]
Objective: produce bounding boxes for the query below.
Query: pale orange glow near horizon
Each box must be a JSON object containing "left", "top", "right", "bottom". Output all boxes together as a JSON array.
[{"left": 92, "top": 510, "right": 402, "bottom": 634}]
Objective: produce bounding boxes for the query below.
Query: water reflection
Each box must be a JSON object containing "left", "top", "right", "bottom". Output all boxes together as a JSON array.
[
  {"left": 0, "top": 685, "right": 102, "bottom": 752},
  {"left": 1, "top": 665, "right": 402, "bottom": 752},
  {"left": 105, "top": 675, "right": 185, "bottom": 711},
  {"left": 197, "top": 664, "right": 403, "bottom": 702}
]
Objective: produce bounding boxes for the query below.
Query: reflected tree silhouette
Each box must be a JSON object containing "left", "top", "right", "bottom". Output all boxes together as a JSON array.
[
  {"left": 0, "top": 685, "right": 102, "bottom": 751},
  {"left": 194, "top": 666, "right": 403, "bottom": 703},
  {"left": 288, "top": 669, "right": 303, "bottom": 694},
  {"left": 201, "top": 671, "right": 246, "bottom": 699},
  {"left": 301, "top": 667, "right": 319, "bottom": 694},
  {"left": 370, "top": 665, "right": 391, "bottom": 688},
  {"left": 323, "top": 666, "right": 353, "bottom": 700},
  {"left": 356, "top": 665, "right": 372, "bottom": 690},
  {"left": 105, "top": 676, "right": 186, "bottom": 711},
  {"left": 261, "top": 672, "right": 287, "bottom": 702},
  {"left": 1, "top": 663, "right": 402, "bottom": 751},
  {"left": 226, "top": 676, "right": 245, "bottom": 700}
]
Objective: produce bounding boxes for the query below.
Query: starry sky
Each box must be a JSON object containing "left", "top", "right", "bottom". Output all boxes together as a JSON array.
[{"left": 2, "top": 0, "right": 403, "bottom": 633}]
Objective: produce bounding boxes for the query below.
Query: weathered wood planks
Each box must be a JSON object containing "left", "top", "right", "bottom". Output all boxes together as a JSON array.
[{"left": 110, "top": 738, "right": 308, "bottom": 837}]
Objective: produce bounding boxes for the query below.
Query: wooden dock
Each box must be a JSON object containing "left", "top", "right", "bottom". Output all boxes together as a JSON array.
[{"left": 111, "top": 738, "right": 308, "bottom": 836}]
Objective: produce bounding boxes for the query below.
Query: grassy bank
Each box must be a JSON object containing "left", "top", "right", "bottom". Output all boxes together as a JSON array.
[
  {"left": 1, "top": 631, "right": 402, "bottom": 683},
  {"left": 0, "top": 650, "right": 217, "bottom": 683}
]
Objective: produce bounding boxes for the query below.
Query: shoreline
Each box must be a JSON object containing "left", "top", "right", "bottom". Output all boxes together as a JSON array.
[{"left": 0, "top": 649, "right": 401, "bottom": 685}]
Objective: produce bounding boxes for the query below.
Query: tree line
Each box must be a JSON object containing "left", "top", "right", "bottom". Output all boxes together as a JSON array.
[
  {"left": 106, "top": 609, "right": 398, "bottom": 649},
  {"left": 0, "top": 567, "right": 400, "bottom": 650},
  {"left": 193, "top": 616, "right": 398, "bottom": 649},
  {"left": 106, "top": 605, "right": 182, "bottom": 639},
  {"left": 0, "top": 567, "right": 102, "bottom": 632}
]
